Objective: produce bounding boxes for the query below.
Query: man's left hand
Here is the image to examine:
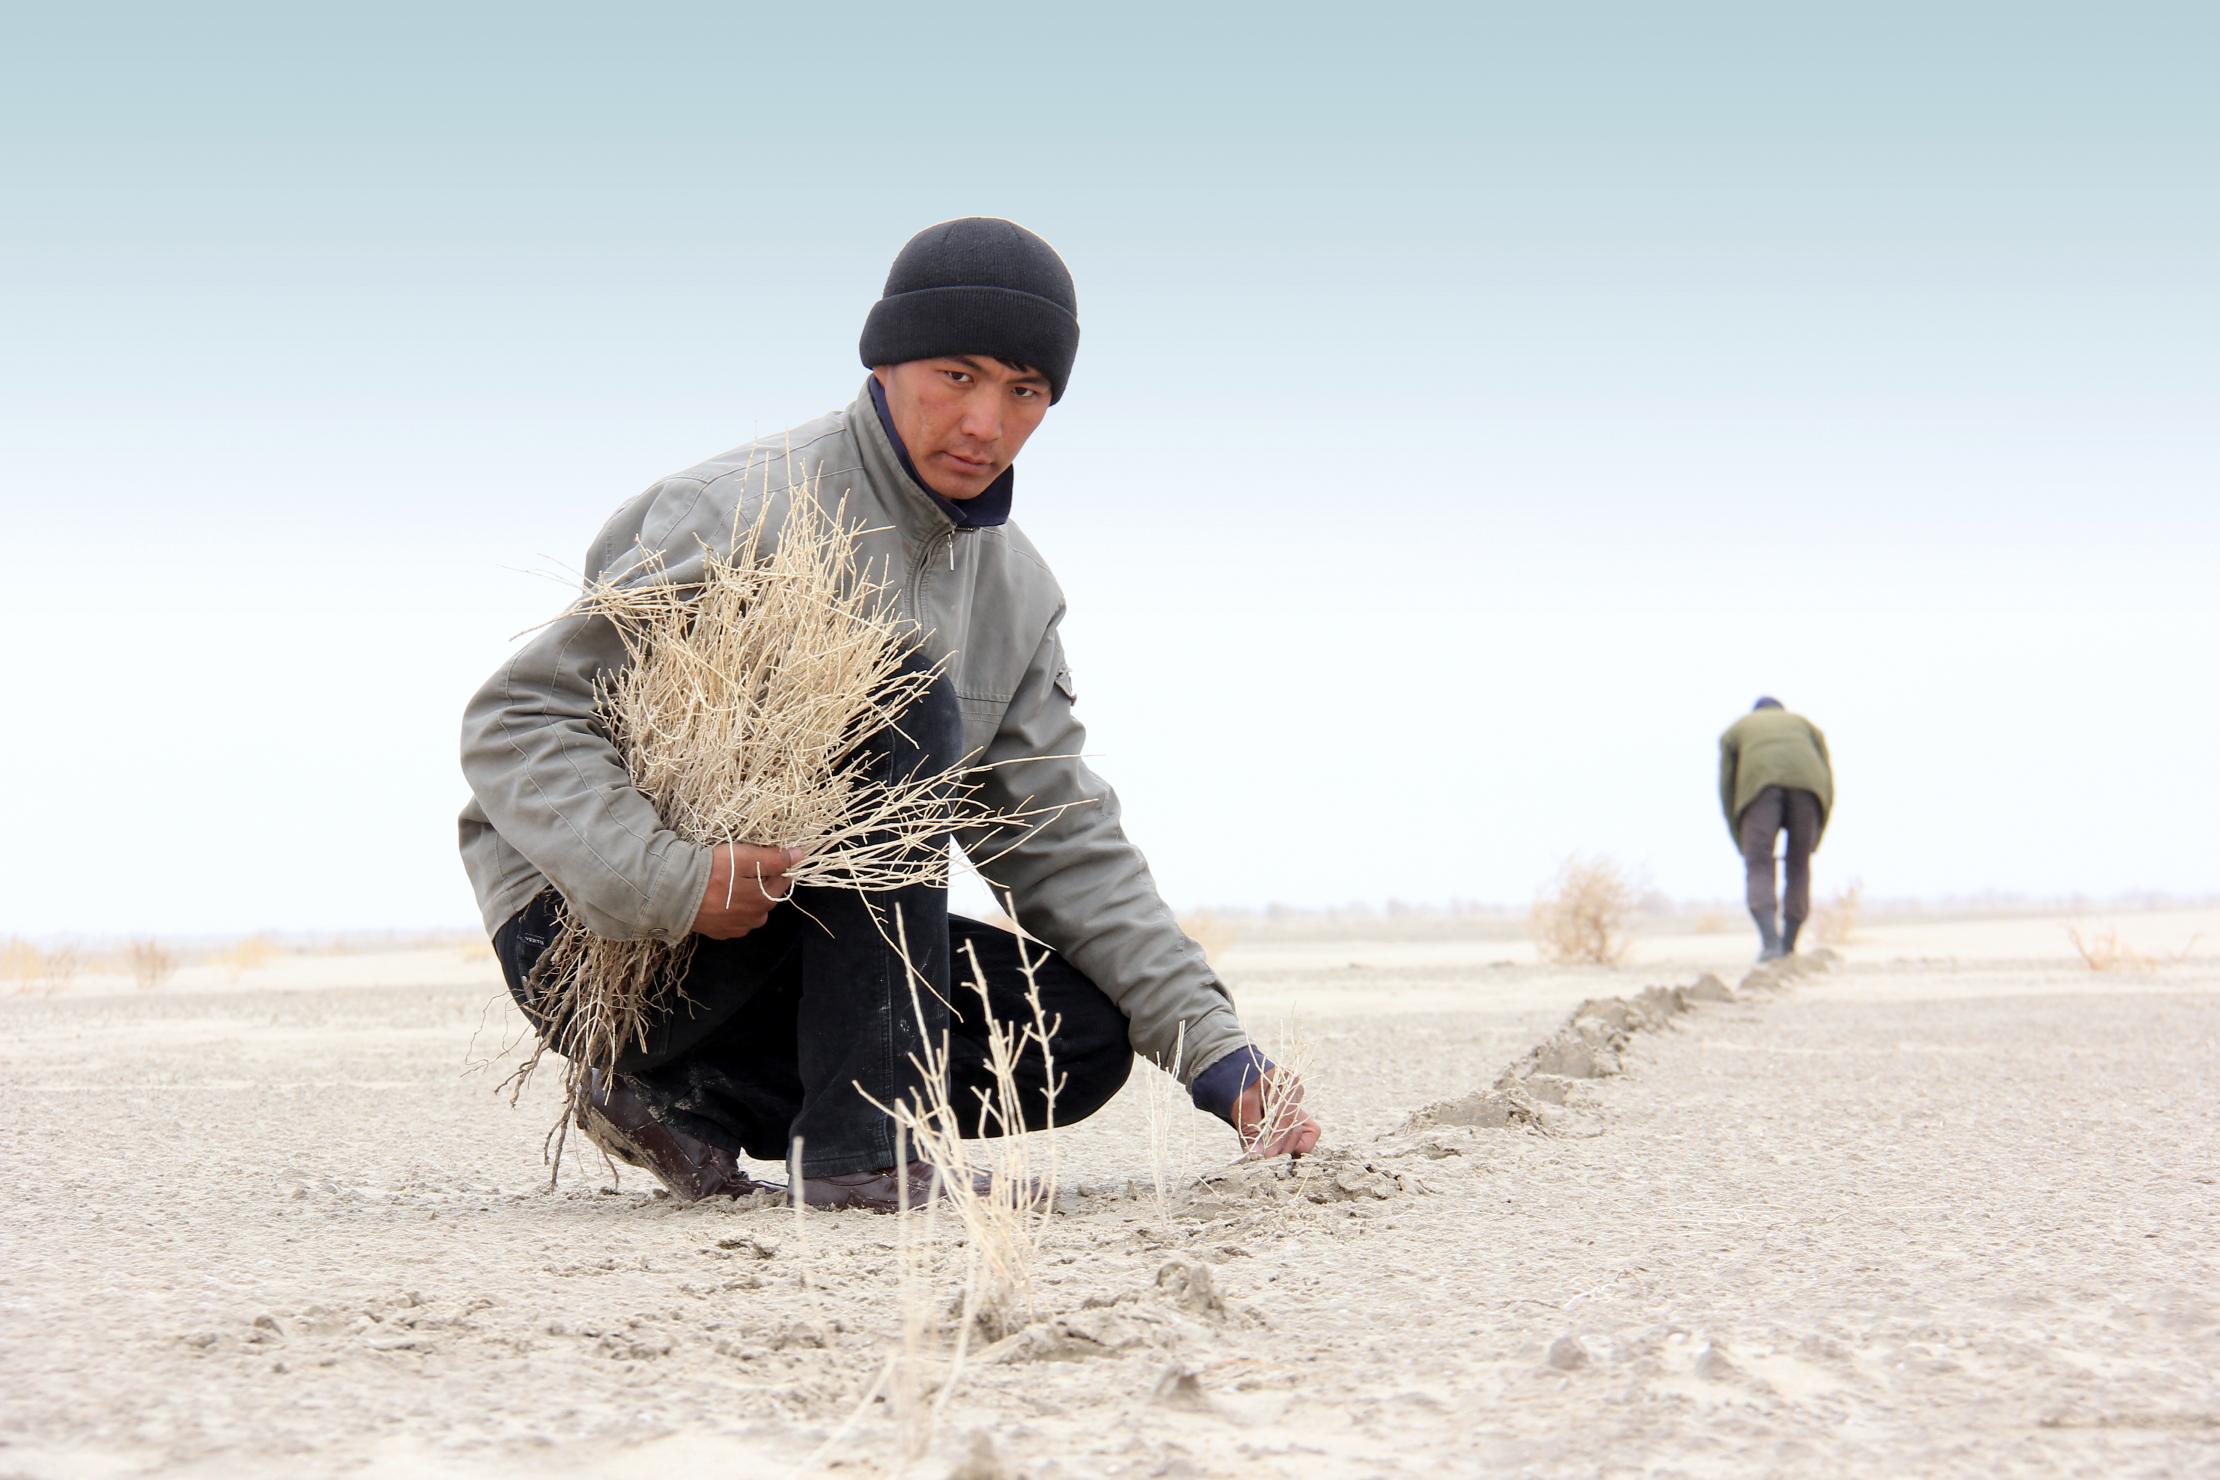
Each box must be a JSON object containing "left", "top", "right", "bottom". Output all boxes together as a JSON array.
[{"left": 1231, "top": 1067, "right": 1321, "bottom": 1159}]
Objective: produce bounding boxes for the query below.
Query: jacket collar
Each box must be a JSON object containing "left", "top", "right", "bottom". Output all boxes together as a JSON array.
[{"left": 861, "top": 376, "right": 1015, "bottom": 530}]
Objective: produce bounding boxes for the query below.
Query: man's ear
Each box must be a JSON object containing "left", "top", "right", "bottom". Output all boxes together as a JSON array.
[{"left": 870, "top": 364, "right": 892, "bottom": 390}]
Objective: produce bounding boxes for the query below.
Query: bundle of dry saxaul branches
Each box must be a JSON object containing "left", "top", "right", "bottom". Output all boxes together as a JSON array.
[{"left": 506, "top": 477, "right": 1055, "bottom": 1167}]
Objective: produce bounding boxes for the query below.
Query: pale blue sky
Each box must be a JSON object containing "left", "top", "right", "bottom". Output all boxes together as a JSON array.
[{"left": 2, "top": 4, "right": 2214, "bottom": 934}]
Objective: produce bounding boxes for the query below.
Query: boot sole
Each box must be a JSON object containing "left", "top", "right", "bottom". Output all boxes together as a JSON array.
[
  {"left": 576, "top": 1102, "right": 788, "bottom": 1202},
  {"left": 575, "top": 1104, "right": 689, "bottom": 1196}
]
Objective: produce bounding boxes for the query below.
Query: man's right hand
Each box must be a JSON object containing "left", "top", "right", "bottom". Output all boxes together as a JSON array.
[
  {"left": 692, "top": 843, "right": 807, "bottom": 939},
  {"left": 1232, "top": 1066, "right": 1323, "bottom": 1159}
]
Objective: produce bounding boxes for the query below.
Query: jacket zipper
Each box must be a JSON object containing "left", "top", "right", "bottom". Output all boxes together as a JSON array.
[{"left": 909, "top": 528, "right": 955, "bottom": 612}]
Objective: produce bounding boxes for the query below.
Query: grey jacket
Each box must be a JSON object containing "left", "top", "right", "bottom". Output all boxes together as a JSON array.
[{"left": 456, "top": 383, "right": 1246, "bottom": 1085}]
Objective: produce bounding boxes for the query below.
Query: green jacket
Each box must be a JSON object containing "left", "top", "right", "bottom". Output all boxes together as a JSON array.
[
  {"left": 457, "top": 383, "right": 1248, "bottom": 1087},
  {"left": 1718, "top": 708, "right": 1833, "bottom": 843}
]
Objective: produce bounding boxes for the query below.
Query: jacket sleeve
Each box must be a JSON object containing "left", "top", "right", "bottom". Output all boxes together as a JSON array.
[
  {"left": 956, "top": 618, "right": 1249, "bottom": 1087},
  {"left": 456, "top": 481, "right": 718, "bottom": 942},
  {"left": 1718, "top": 733, "right": 1741, "bottom": 844},
  {"left": 1809, "top": 722, "right": 1834, "bottom": 842}
]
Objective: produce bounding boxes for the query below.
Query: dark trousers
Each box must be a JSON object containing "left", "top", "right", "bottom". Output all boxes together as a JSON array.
[
  {"left": 493, "top": 669, "right": 1133, "bottom": 1177},
  {"left": 1737, "top": 785, "right": 1822, "bottom": 925}
]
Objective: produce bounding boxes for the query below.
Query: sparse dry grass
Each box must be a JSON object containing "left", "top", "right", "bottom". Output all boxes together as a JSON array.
[
  {"left": 1691, "top": 911, "right": 1734, "bottom": 935},
  {"left": 1528, "top": 854, "right": 1636, "bottom": 966},
  {"left": 841, "top": 904, "right": 1065, "bottom": 1464},
  {"left": 1140, "top": 1022, "right": 1189, "bottom": 1234},
  {"left": 1812, "top": 878, "right": 1865, "bottom": 946}
]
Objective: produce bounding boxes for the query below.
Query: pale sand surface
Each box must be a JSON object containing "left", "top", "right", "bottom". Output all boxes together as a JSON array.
[{"left": 2, "top": 910, "right": 2214, "bottom": 1477}]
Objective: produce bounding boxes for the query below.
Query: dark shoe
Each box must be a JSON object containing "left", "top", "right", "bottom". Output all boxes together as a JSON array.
[
  {"left": 576, "top": 1069, "right": 785, "bottom": 1202},
  {"left": 797, "top": 1160, "right": 1041, "bottom": 1214},
  {"left": 1752, "top": 908, "right": 1784, "bottom": 962}
]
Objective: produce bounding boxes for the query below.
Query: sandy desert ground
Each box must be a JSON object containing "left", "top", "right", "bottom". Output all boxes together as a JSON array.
[{"left": 2, "top": 907, "right": 2214, "bottom": 1478}]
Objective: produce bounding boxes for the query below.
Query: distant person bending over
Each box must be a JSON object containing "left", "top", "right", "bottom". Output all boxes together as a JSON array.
[
  {"left": 456, "top": 218, "right": 1318, "bottom": 1210},
  {"left": 1718, "top": 697, "right": 1835, "bottom": 962}
]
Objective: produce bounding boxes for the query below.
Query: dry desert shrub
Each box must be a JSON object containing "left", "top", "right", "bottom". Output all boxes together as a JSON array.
[
  {"left": 1528, "top": 854, "right": 1637, "bottom": 966},
  {"left": 3, "top": 938, "right": 79, "bottom": 995},
  {"left": 127, "top": 937, "right": 176, "bottom": 991},
  {"left": 1691, "top": 911, "right": 1734, "bottom": 935},
  {"left": 2066, "top": 926, "right": 2155, "bottom": 973},
  {"left": 43, "top": 945, "right": 82, "bottom": 991},
  {"left": 507, "top": 479, "right": 1056, "bottom": 1159},
  {"left": 2064, "top": 924, "right": 2197, "bottom": 973},
  {"left": 1811, "top": 878, "right": 1865, "bottom": 946},
  {"left": 1, "top": 937, "right": 42, "bottom": 990},
  {"left": 217, "top": 933, "right": 278, "bottom": 981}
]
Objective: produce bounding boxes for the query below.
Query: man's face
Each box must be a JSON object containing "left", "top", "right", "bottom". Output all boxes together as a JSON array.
[{"left": 872, "top": 356, "right": 1051, "bottom": 500}]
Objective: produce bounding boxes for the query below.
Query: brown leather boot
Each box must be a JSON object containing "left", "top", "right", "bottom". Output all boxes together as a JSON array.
[
  {"left": 575, "top": 1069, "right": 784, "bottom": 1202},
  {"left": 797, "top": 1161, "right": 1042, "bottom": 1213}
]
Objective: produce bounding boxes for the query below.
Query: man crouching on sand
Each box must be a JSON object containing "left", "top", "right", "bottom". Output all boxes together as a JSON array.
[{"left": 457, "top": 218, "right": 1319, "bottom": 1209}]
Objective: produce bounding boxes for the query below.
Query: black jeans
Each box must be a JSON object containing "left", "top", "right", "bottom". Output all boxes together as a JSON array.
[
  {"left": 493, "top": 669, "right": 1133, "bottom": 1177},
  {"left": 1737, "top": 784, "right": 1822, "bottom": 925}
]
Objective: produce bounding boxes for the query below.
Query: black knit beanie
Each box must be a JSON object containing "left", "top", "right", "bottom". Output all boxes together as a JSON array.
[{"left": 859, "top": 218, "right": 1080, "bottom": 403}]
